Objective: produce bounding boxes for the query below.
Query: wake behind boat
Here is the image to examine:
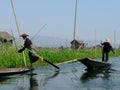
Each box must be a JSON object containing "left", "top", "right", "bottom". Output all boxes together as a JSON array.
[{"left": 78, "top": 58, "right": 111, "bottom": 70}]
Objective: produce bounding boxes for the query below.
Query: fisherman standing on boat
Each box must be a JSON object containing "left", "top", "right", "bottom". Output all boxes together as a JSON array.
[
  {"left": 101, "top": 39, "right": 115, "bottom": 62},
  {"left": 17, "top": 33, "right": 43, "bottom": 68}
]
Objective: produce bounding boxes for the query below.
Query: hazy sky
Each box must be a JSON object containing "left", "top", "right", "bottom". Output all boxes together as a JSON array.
[{"left": 0, "top": 0, "right": 120, "bottom": 45}]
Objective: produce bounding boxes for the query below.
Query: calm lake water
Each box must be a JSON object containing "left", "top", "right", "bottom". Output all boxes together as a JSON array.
[{"left": 0, "top": 57, "right": 120, "bottom": 90}]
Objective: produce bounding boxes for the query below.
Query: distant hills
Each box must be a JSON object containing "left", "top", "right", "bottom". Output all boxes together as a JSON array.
[
  {"left": 30, "top": 36, "right": 71, "bottom": 48},
  {"left": 31, "top": 36, "right": 98, "bottom": 48},
  {"left": 15, "top": 36, "right": 103, "bottom": 48}
]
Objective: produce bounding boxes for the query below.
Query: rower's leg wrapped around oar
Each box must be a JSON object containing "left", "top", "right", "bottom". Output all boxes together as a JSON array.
[{"left": 27, "top": 48, "right": 60, "bottom": 70}]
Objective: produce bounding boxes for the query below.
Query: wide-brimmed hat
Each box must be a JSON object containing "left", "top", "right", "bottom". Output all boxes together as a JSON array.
[
  {"left": 20, "top": 33, "right": 29, "bottom": 37},
  {"left": 106, "top": 39, "right": 110, "bottom": 43}
]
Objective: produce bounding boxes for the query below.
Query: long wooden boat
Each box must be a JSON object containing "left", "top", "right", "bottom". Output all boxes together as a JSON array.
[
  {"left": 0, "top": 67, "right": 33, "bottom": 77},
  {"left": 78, "top": 58, "right": 111, "bottom": 70}
]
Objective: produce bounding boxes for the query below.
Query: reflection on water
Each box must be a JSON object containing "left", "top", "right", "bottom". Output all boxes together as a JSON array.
[
  {"left": 79, "top": 68, "right": 117, "bottom": 90},
  {"left": 39, "top": 71, "right": 59, "bottom": 90},
  {"left": 0, "top": 77, "right": 13, "bottom": 85},
  {"left": 0, "top": 57, "right": 120, "bottom": 90},
  {"left": 80, "top": 67, "right": 112, "bottom": 82},
  {"left": 70, "top": 58, "right": 120, "bottom": 90},
  {"left": 29, "top": 71, "right": 59, "bottom": 90},
  {"left": 0, "top": 69, "right": 59, "bottom": 90},
  {"left": 29, "top": 75, "right": 38, "bottom": 90}
]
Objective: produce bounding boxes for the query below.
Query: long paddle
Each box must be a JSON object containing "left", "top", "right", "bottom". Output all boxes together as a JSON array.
[
  {"left": 27, "top": 49, "right": 60, "bottom": 70},
  {"left": 43, "top": 59, "right": 60, "bottom": 70}
]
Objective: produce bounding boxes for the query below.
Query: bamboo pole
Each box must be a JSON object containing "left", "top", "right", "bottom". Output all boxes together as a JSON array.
[
  {"left": 94, "top": 30, "right": 96, "bottom": 59},
  {"left": 72, "top": 0, "right": 78, "bottom": 63},
  {"left": 10, "top": 0, "right": 26, "bottom": 66},
  {"left": 31, "top": 24, "right": 47, "bottom": 40},
  {"left": 11, "top": 28, "right": 18, "bottom": 50},
  {"left": 73, "top": 0, "right": 77, "bottom": 41},
  {"left": 114, "top": 30, "right": 116, "bottom": 56},
  {"left": 73, "top": 0, "right": 78, "bottom": 50}
]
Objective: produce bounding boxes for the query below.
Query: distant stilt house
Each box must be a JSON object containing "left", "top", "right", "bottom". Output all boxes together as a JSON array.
[
  {"left": 70, "top": 39, "right": 85, "bottom": 49},
  {"left": 0, "top": 31, "right": 14, "bottom": 45}
]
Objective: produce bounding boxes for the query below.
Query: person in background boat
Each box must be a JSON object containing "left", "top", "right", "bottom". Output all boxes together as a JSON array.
[
  {"left": 101, "top": 39, "right": 115, "bottom": 62},
  {"left": 17, "top": 33, "right": 43, "bottom": 68}
]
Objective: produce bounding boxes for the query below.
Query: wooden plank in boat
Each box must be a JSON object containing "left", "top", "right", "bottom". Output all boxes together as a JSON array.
[{"left": 0, "top": 67, "right": 33, "bottom": 76}]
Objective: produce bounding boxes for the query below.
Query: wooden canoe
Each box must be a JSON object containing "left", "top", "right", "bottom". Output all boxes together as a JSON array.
[
  {"left": 78, "top": 58, "right": 111, "bottom": 70},
  {"left": 0, "top": 67, "right": 33, "bottom": 77}
]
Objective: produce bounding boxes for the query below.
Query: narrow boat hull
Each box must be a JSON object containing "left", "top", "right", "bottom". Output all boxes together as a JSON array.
[
  {"left": 0, "top": 67, "right": 33, "bottom": 77},
  {"left": 78, "top": 58, "right": 111, "bottom": 70}
]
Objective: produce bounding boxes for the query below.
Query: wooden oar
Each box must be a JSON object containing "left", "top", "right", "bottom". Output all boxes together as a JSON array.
[
  {"left": 43, "top": 59, "right": 60, "bottom": 70},
  {"left": 27, "top": 49, "right": 60, "bottom": 70}
]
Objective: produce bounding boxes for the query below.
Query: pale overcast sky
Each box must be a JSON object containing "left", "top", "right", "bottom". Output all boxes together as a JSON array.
[{"left": 0, "top": 0, "right": 120, "bottom": 45}]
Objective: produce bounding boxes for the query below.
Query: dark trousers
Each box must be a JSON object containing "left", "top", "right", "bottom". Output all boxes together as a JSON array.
[{"left": 102, "top": 51, "right": 109, "bottom": 62}]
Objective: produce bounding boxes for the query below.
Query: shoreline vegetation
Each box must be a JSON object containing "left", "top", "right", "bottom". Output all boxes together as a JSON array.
[{"left": 0, "top": 46, "right": 120, "bottom": 69}]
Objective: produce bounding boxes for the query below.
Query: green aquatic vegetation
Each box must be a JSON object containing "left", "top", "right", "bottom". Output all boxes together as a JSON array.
[{"left": 0, "top": 47, "right": 120, "bottom": 68}]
